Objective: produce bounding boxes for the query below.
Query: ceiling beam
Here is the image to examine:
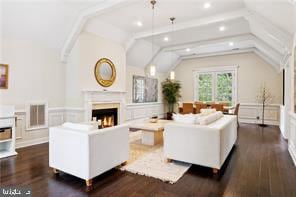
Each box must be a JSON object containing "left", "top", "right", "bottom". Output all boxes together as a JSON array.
[
  {"left": 166, "top": 48, "right": 280, "bottom": 73},
  {"left": 163, "top": 34, "right": 253, "bottom": 52},
  {"left": 253, "top": 49, "right": 280, "bottom": 72},
  {"left": 146, "top": 35, "right": 283, "bottom": 73},
  {"left": 244, "top": 10, "right": 293, "bottom": 54},
  {"left": 60, "top": 0, "right": 139, "bottom": 63},
  {"left": 126, "top": 9, "right": 248, "bottom": 51}
]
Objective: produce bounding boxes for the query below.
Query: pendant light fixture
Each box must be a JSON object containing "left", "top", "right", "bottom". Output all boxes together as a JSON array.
[
  {"left": 149, "top": 0, "right": 156, "bottom": 77},
  {"left": 169, "top": 17, "right": 176, "bottom": 80}
]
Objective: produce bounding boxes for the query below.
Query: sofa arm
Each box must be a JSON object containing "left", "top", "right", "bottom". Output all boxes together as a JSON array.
[
  {"left": 49, "top": 127, "right": 90, "bottom": 179},
  {"left": 164, "top": 123, "right": 221, "bottom": 168},
  {"left": 88, "top": 124, "right": 129, "bottom": 178}
]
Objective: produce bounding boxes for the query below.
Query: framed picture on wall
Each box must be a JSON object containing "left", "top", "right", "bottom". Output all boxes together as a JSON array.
[
  {"left": 0, "top": 64, "right": 8, "bottom": 89},
  {"left": 133, "top": 75, "right": 158, "bottom": 103}
]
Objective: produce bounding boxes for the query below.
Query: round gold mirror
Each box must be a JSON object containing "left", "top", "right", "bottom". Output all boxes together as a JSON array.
[{"left": 94, "top": 58, "right": 116, "bottom": 87}]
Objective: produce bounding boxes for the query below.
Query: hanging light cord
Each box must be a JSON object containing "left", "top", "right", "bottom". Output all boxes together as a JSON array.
[
  {"left": 151, "top": 0, "right": 156, "bottom": 62},
  {"left": 170, "top": 17, "right": 175, "bottom": 70}
]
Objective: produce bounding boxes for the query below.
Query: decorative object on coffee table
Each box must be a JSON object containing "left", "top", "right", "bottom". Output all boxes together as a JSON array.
[
  {"left": 161, "top": 79, "right": 181, "bottom": 120},
  {"left": 150, "top": 116, "right": 158, "bottom": 123},
  {"left": 256, "top": 84, "right": 273, "bottom": 127}
]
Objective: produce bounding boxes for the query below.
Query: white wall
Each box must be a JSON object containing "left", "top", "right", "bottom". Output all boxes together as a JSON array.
[
  {"left": 125, "top": 66, "right": 165, "bottom": 104},
  {"left": 125, "top": 66, "right": 166, "bottom": 121},
  {"left": 0, "top": 39, "right": 66, "bottom": 148},
  {"left": 174, "top": 52, "right": 283, "bottom": 125},
  {"left": 0, "top": 1, "right": 71, "bottom": 148},
  {"left": 65, "top": 32, "right": 126, "bottom": 108},
  {"left": 0, "top": 0, "right": 3, "bottom": 62},
  {"left": 175, "top": 52, "right": 282, "bottom": 104},
  {"left": 0, "top": 39, "right": 65, "bottom": 109},
  {"left": 288, "top": 33, "right": 296, "bottom": 166}
]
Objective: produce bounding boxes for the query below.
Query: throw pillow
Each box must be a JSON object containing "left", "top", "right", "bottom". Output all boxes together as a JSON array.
[
  {"left": 200, "top": 108, "right": 216, "bottom": 116},
  {"left": 173, "top": 113, "right": 196, "bottom": 124},
  {"left": 199, "top": 111, "right": 223, "bottom": 125},
  {"left": 62, "top": 122, "right": 95, "bottom": 131}
]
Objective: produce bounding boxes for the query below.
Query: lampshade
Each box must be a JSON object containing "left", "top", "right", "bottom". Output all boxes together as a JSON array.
[
  {"left": 170, "top": 71, "right": 175, "bottom": 80},
  {"left": 150, "top": 65, "right": 156, "bottom": 76}
]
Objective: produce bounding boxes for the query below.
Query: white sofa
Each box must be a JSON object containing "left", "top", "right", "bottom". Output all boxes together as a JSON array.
[
  {"left": 49, "top": 124, "right": 129, "bottom": 186},
  {"left": 164, "top": 115, "right": 237, "bottom": 173}
]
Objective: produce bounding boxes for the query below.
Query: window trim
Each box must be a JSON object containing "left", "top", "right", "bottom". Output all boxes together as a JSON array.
[{"left": 193, "top": 66, "right": 238, "bottom": 104}]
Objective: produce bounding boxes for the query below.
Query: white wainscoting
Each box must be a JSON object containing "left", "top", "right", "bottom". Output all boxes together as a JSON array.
[
  {"left": 64, "top": 108, "right": 84, "bottom": 123},
  {"left": 280, "top": 105, "right": 285, "bottom": 136},
  {"left": 13, "top": 104, "right": 164, "bottom": 148},
  {"left": 15, "top": 108, "right": 65, "bottom": 148},
  {"left": 239, "top": 103, "right": 280, "bottom": 126},
  {"left": 289, "top": 112, "right": 296, "bottom": 167},
  {"left": 125, "top": 102, "right": 165, "bottom": 122}
]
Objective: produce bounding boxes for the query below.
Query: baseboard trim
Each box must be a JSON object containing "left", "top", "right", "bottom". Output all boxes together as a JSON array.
[
  {"left": 288, "top": 142, "right": 296, "bottom": 167},
  {"left": 239, "top": 119, "right": 279, "bottom": 126},
  {"left": 16, "top": 137, "right": 49, "bottom": 149},
  {"left": 281, "top": 130, "right": 288, "bottom": 139}
]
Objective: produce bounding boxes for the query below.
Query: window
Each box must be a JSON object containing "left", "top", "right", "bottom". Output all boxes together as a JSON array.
[
  {"left": 26, "top": 102, "right": 48, "bottom": 130},
  {"left": 194, "top": 67, "right": 237, "bottom": 105}
]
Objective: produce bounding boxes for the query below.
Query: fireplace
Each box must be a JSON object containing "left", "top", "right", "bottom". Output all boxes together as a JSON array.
[{"left": 92, "top": 108, "right": 118, "bottom": 128}]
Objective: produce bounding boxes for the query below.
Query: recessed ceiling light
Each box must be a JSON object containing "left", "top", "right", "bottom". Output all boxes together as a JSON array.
[
  {"left": 229, "top": 42, "right": 234, "bottom": 46},
  {"left": 203, "top": 2, "right": 211, "bottom": 9},
  {"left": 186, "top": 48, "right": 191, "bottom": 52},
  {"left": 219, "top": 26, "right": 226, "bottom": 32},
  {"left": 136, "top": 21, "right": 143, "bottom": 27},
  {"left": 164, "top": 36, "right": 169, "bottom": 42}
]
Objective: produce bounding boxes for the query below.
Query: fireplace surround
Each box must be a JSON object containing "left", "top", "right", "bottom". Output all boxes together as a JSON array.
[{"left": 83, "top": 90, "right": 126, "bottom": 124}]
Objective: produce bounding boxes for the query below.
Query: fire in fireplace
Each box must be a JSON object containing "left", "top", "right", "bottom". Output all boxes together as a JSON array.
[{"left": 92, "top": 108, "right": 118, "bottom": 128}]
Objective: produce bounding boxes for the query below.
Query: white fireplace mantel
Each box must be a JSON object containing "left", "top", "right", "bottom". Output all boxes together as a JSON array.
[
  {"left": 82, "top": 89, "right": 127, "bottom": 94},
  {"left": 82, "top": 89, "right": 127, "bottom": 123}
]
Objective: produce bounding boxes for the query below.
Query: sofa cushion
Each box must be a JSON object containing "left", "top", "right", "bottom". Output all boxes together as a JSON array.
[
  {"left": 200, "top": 108, "right": 216, "bottom": 116},
  {"left": 62, "top": 122, "right": 95, "bottom": 131},
  {"left": 199, "top": 111, "right": 223, "bottom": 125},
  {"left": 173, "top": 113, "right": 196, "bottom": 124}
]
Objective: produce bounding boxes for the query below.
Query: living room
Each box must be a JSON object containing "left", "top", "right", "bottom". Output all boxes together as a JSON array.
[{"left": 0, "top": 0, "right": 296, "bottom": 196}]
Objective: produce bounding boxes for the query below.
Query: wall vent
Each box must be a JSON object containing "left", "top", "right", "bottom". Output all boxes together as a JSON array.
[{"left": 26, "top": 102, "right": 48, "bottom": 130}]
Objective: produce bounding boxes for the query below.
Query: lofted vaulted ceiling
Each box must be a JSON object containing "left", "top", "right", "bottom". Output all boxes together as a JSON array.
[{"left": 3, "top": 0, "right": 295, "bottom": 72}]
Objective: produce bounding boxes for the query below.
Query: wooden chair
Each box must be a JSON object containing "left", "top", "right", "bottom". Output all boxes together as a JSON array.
[
  {"left": 229, "top": 103, "right": 240, "bottom": 127},
  {"left": 219, "top": 101, "right": 229, "bottom": 107},
  {"left": 210, "top": 104, "right": 224, "bottom": 112},
  {"left": 195, "top": 103, "right": 208, "bottom": 114},
  {"left": 219, "top": 102, "right": 230, "bottom": 113},
  {"left": 182, "top": 103, "right": 195, "bottom": 114},
  {"left": 194, "top": 101, "right": 204, "bottom": 104}
]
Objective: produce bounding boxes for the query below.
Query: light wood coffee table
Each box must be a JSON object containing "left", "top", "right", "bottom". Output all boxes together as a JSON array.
[{"left": 130, "top": 119, "right": 171, "bottom": 146}]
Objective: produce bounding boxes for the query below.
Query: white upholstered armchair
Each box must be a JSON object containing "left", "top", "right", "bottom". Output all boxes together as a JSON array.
[{"left": 49, "top": 124, "right": 129, "bottom": 187}]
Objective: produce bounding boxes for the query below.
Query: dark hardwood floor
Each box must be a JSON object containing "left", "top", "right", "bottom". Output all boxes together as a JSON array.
[{"left": 1, "top": 124, "right": 296, "bottom": 197}]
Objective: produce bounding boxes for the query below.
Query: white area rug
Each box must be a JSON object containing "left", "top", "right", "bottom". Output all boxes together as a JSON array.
[{"left": 121, "top": 145, "right": 191, "bottom": 184}]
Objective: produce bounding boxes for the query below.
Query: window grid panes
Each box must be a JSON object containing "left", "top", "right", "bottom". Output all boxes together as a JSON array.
[
  {"left": 197, "top": 74, "right": 213, "bottom": 102},
  {"left": 195, "top": 71, "right": 235, "bottom": 105},
  {"left": 216, "top": 73, "right": 233, "bottom": 103}
]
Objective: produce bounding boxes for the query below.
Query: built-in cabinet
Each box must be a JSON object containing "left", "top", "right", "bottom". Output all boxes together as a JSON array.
[{"left": 0, "top": 106, "right": 17, "bottom": 159}]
